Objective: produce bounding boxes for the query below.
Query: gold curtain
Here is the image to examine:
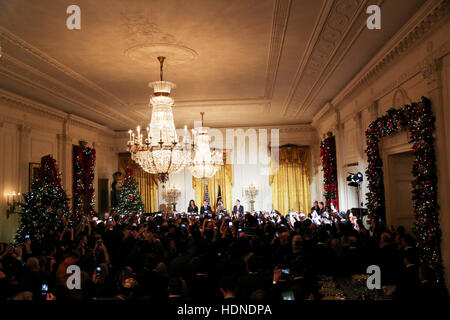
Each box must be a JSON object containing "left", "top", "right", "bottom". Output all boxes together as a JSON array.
[
  {"left": 192, "top": 164, "right": 233, "bottom": 211},
  {"left": 118, "top": 153, "right": 159, "bottom": 213},
  {"left": 270, "top": 146, "right": 311, "bottom": 215}
]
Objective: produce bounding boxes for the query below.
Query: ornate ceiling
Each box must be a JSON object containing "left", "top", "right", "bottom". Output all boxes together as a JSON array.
[{"left": 0, "top": 0, "right": 428, "bottom": 131}]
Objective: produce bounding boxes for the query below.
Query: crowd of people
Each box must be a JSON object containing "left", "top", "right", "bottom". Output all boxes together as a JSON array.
[{"left": 0, "top": 199, "right": 448, "bottom": 301}]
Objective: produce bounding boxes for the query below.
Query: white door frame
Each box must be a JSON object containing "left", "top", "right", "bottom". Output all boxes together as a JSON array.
[{"left": 382, "top": 142, "right": 413, "bottom": 228}]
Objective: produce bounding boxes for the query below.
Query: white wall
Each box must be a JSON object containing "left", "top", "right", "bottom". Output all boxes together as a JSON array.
[
  {"left": 157, "top": 162, "right": 272, "bottom": 213},
  {"left": 116, "top": 125, "right": 317, "bottom": 213},
  {"left": 311, "top": 18, "right": 450, "bottom": 287},
  {"left": 158, "top": 168, "right": 195, "bottom": 212},
  {"left": 0, "top": 93, "right": 119, "bottom": 242},
  {"left": 232, "top": 163, "right": 272, "bottom": 212},
  {"left": 152, "top": 126, "right": 314, "bottom": 212}
]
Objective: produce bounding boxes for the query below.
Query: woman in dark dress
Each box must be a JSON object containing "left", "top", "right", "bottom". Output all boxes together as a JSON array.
[{"left": 187, "top": 200, "right": 198, "bottom": 214}]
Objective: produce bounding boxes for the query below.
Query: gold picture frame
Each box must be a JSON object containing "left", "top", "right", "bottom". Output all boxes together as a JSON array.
[{"left": 29, "top": 162, "right": 40, "bottom": 191}]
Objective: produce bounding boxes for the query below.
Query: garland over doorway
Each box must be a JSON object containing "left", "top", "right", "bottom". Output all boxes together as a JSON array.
[{"left": 365, "top": 97, "right": 442, "bottom": 278}]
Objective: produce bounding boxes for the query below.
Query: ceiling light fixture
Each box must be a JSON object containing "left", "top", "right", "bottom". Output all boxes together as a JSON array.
[
  {"left": 127, "top": 56, "right": 189, "bottom": 183},
  {"left": 188, "top": 112, "right": 223, "bottom": 182}
]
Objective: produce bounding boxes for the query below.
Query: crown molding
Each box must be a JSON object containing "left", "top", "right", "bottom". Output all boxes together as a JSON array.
[
  {"left": 280, "top": 0, "right": 334, "bottom": 116},
  {"left": 0, "top": 88, "right": 67, "bottom": 120},
  {"left": 115, "top": 123, "right": 314, "bottom": 136},
  {"left": 0, "top": 88, "right": 115, "bottom": 136},
  {"left": 282, "top": 0, "right": 369, "bottom": 118},
  {"left": 336, "top": 36, "right": 449, "bottom": 126},
  {"left": 65, "top": 114, "right": 114, "bottom": 135},
  {"left": 265, "top": 0, "right": 291, "bottom": 106},
  {"left": 311, "top": 101, "right": 333, "bottom": 128},
  {"left": 0, "top": 53, "right": 137, "bottom": 127},
  {"left": 133, "top": 98, "right": 270, "bottom": 110},
  {"left": 296, "top": 0, "right": 383, "bottom": 118},
  {"left": 217, "top": 123, "right": 314, "bottom": 132},
  {"left": 0, "top": 26, "right": 141, "bottom": 128},
  {"left": 0, "top": 26, "right": 129, "bottom": 108},
  {"left": 331, "top": 0, "right": 449, "bottom": 108}
]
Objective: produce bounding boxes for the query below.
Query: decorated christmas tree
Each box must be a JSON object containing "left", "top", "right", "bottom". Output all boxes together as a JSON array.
[
  {"left": 15, "top": 155, "right": 71, "bottom": 245},
  {"left": 320, "top": 132, "right": 339, "bottom": 211},
  {"left": 115, "top": 168, "right": 144, "bottom": 215}
]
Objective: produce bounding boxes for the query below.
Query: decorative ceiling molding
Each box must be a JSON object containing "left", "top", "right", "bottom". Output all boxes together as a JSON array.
[
  {"left": 0, "top": 1, "right": 441, "bottom": 132},
  {"left": 115, "top": 123, "right": 313, "bottom": 135},
  {"left": 282, "top": 0, "right": 367, "bottom": 119},
  {"left": 280, "top": 0, "right": 334, "bottom": 116},
  {"left": 65, "top": 114, "right": 114, "bottom": 135},
  {"left": 264, "top": 0, "right": 291, "bottom": 105},
  {"left": 122, "top": 12, "right": 182, "bottom": 46},
  {"left": 121, "top": 12, "right": 198, "bottom": 65},
  {"left": 296, "top": 0, "right": 383, "bottom": 118},
  {"left": 0, "top": 26, "right": 144, "bottom": 129},
  {"left": 222, "top": 123, "right": 314, "bottom": 132},
  {"left": 0, "top": 88, "right": 115, "bottom": 135},
  {"left": 106, "top": 123, "right": 318, "bottom": 148},
  {"left": 310, "top": 0, "right": 449, "bottom": 127},
  {"left": 331, "top": 0, "right": 449, "bottom": 108},
  {"left": 0, "top": 26, "right": 130, "bottom": 110},
  {"left": 341, "top": 39, "right": 448, "bottom": 126},
  {"left": 132, "top": 97, "right": 270, "bottom": 110},
  {"left": 0, "top": 88, "right": 66, "bottom": 120},
  {"left": 0, "top": 52, "right": 137, "bottom": 126},
  {"left": 311, "top": 101, "right": 334, "bottom": 128}
]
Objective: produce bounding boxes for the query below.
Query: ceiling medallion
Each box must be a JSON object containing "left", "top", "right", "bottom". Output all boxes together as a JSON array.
[
  {"left": 121, "top": 13, "right": 198, "bottom": 65},
  {"left": 125, "top": 43, "right": 198, "bottom": 65}
]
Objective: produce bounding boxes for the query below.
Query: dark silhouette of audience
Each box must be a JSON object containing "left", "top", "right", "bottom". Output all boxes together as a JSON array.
[{"left": 0, "top": 209, "right": 448, "bottom": 301}]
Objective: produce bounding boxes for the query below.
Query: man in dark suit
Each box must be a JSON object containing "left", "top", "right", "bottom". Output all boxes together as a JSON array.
[
  {"left": 393, "top": 250, "right": 420, "bottom": 300},
  {"left": 376, "top": 232, "right": 402, "bottom": 285},
  {"left": 418, "top": 265, "right": 449, "bottom": 300},
  {"left": 200, "top": 200, "right": 212, "bottom": 216},
  {"left": 220, "top": 276, "right": 238, "bottom": 301},
  {"left": 232, "top": 200, "right": 244, "bottom": 216},
  {"left": 167, "top": 277, "right": 185, "bottom": 302},
  {"left": 237, "top": 255, "right": 271, "bottom": 300},
  {"left": 312, "top": 230, "right": 335, "bottom": 275}
]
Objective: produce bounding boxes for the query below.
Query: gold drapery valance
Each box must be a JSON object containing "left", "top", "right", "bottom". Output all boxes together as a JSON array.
[
  {"left": 118, "top": 153, "right": 159, "bottom": 213},
  {"left": 270, "top": 146, "right": 311, "bottom": 215},
  {"left": 192, "top": 164, "right": 233, "bottom": 212}
]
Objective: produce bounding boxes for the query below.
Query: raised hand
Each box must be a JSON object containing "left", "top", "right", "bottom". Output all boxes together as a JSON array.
[
  {"left": 46, "top": 292, "right": 56, "bottom": 301},
  {"left": 273, "top": 266, "right": 282, "bottom": 284}
]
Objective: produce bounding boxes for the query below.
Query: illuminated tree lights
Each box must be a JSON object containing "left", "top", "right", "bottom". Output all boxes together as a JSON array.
[
  {"left": 114, "top": 168, "right": 144, "bottom": 216},
  {"left": 15, "top": 155, "right": 71, "bottom": 245},
  {"left": 320, "top": 133, "right": 339, "bottom": 210},
  {"left": 365, "top": 97, "right": 443, "bottom": 279},
  {"left": 73, "top": 145, "right": 96, "bottom": 217}
]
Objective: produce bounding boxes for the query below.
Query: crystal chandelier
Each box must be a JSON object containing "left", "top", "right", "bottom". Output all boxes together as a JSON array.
[
  {"left": 127, "top": 57, "right": 189, "bottom": 183},
  {"left": 189, "top": 112, "right": 223, "bottom": 181}
]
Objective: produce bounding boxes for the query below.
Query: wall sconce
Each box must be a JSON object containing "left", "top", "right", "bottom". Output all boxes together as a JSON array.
[{"left": 7, "top": 191, "right": 22, "bottom": 218}]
